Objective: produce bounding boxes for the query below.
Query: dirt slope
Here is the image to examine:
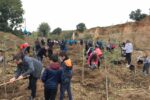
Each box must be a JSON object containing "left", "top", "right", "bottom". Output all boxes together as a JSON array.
[
  {"left": 0, "top": 16, "right": 150, "bottom": 100},
  {"left": 85, "top": 16, "right": 150, "bottom": 50}
]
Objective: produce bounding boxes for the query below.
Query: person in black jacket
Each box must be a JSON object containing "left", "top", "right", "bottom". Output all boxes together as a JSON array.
[
  {"left": 47, "top": 39, "right": 54, "bottom": 59},
  {"left": 36, "top": 44, "right": 47, "bottom": 62},
  {"left": 42, "top": 54, "right": 62, "bottom": 100},
  {"left": 34, "top": 38, "right": 41, "bottom": 57},
  {"left": 59, "top": 40, "right": 67, "bottom": 53}
]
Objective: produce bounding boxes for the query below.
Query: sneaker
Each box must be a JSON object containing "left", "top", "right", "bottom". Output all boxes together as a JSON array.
[
  {"left": 126, "top": 64, "right": 130, "bottom": 68},
  {"left": 143, "top": 71, "right": 148, "bottom": 77}
]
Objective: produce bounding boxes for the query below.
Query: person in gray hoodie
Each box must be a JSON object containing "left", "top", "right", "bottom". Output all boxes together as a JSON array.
[{"left": 9, "top": 44, "right": 43, "bottom": 100}]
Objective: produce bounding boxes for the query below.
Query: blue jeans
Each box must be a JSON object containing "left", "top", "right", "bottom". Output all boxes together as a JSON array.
[
  {"left": 60, "top": 82, "right": 73, "bottom": 100},
  {"left": 143, "top": 63, "right": 150, "bottom": 75}
]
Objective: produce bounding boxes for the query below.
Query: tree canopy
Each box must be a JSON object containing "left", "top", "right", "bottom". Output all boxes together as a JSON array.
[
  {"left": 76, "top": 23, "right": 86, "bottom": 33},
  {"left": 51, "top": 27, "right": 62, "bottom": 35},
  {"left": 0, "top": 0, "right": 24, "bottom": 32},
  {"left": 129, "top": 9, "right": 147, "bottom": 21},
  {"left": 38, "top": 22, "right": 50, "bottom": 37}
]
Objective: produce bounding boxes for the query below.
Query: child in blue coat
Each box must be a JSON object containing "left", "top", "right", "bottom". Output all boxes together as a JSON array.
[{"left": 42, "top": 54, "right": 62, "bottom": 100}]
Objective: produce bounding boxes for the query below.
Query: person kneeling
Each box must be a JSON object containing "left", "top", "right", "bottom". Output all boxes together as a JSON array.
[{"left": 87, "top": 52, "right": 99, "bottom": 70}]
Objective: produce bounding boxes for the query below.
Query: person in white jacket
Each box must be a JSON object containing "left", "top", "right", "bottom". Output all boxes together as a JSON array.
[{"left": 122, "top": 40, "right": 133, "bottom": 67}]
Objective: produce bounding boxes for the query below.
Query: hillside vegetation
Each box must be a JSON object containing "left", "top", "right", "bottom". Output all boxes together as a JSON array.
[{"left": 0, "top": 16, "right": 150, "bottom": 100}]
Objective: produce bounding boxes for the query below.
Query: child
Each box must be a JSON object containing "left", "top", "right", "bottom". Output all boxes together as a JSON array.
[
  {"left": 59, "top": 52, "right": 73, "bottom": 100},
  {"left": 42, "top": 54, "right": 62, "bottom": 100}
]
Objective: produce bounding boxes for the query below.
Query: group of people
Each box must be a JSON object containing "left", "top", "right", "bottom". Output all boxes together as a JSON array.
[
  {"left": 121, "top": 40, "right": 150, "bottom": 76},
  {"left": 9, "top": 41, "right": 73, "bottom": 100},
  {"left": 33, "top": 38, "right": 77, "bottom": 61},
  {"left": 34, "top": 38, "right": 54, "bottom": 62},
  {"left": 3, "top": 38, "right": 149, "bottom": 100},
  {"left": 137, "top": 52, "right": 150, "bottom": 76}
]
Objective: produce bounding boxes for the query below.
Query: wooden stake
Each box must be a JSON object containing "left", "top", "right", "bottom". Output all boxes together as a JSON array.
[
  {"left": 2, "top": 41, "right": 7, "bottom": 98},
  {"left": 104, "top": 50, "right": 109, "bottom": 100},
  {"left": 82, "top": 44, "right": 85, "bottom": 83}
]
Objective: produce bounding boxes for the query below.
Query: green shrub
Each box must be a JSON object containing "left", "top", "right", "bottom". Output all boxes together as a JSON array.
[
  {"left": 76, "top": 23, "right": 86, "bottom": 33},
  {"left": 129, "top": 9, "right": 147, "bottom": 21},
  {"left": 52, "top": 27, "right": 62, "bottom": 35}
]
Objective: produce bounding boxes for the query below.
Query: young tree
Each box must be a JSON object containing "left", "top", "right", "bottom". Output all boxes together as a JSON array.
[
  {"left": 38, "top": 22, "right": 50, "bottom": 37},
  {"left": 76, "top": 23, "right": 86, "bottom": 33},
  {"left": 129, "top": 9, "right": 147, "bottom": 21},
  {"left": 51, "top": 27, "right": 62, "bottom": 35},
  {"left": 0, "top": 0, "right": 24, "bottom": 32}
]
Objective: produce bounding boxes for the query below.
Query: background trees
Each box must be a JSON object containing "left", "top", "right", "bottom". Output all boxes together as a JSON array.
[
  {"left": 38, "top": 22, "right": 50, "bottom": 37},
  {"left": 76, "top": 23, "right": 86, "bottom": 33},
  {"left": 129, "top": 9, "right": 147, "bottom": 21},
  {"left": 0, "top": 0, "right": 24, "bottom": 32},
  {"left": 51, "top": 27, "right": 62, "bottom": 35}
]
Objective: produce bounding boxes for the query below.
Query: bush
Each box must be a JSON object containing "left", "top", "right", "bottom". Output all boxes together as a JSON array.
[
  {"left": 52, "top": 27, "right": 62, "bottom": 35},
  {"left": 76, "top": 23, "right": 86, "bottom": 33},
  {"left": 129, "top": 9, "right": 147, "bottom": 21},
  {"left": 12, "top": 30, "right": 24, "bottom": 39}
]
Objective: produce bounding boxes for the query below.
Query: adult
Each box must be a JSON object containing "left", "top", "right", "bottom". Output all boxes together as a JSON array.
[
  {"left": 87, "top": 52, "right": 99, "bottom": 69},
  {"left": 60, "top": 40, "right": 67, "bottom": 53},
  {"left": 36, "top": 44, "right": 47, "bottom": 62},
  {"left": 122, "top": 40, "right": 133, "bottom": 67},
  {"left": 143, "top": 53, "right": 150, "bottom": 76},
  {"left": 9, "top": 43, "right": 43, "bottom": 100}
]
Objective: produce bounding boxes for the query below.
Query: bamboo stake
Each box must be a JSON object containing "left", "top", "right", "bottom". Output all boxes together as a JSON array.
[
  {"left": 104, "top": 50, "right": 109, "bottom": 100},
  {"left": 2, "top": 41, "right": 7, "bottom": 98},
  {"left": 82, "top": 43, "right": 85, "bottom": 83},
  {"left": 12, "top": 40, "right": 17, "bottom": 96}
]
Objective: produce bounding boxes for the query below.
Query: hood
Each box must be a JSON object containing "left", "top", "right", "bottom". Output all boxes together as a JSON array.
[{"left": 49, "top": 63, "right": 60, "bottom": 70}]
